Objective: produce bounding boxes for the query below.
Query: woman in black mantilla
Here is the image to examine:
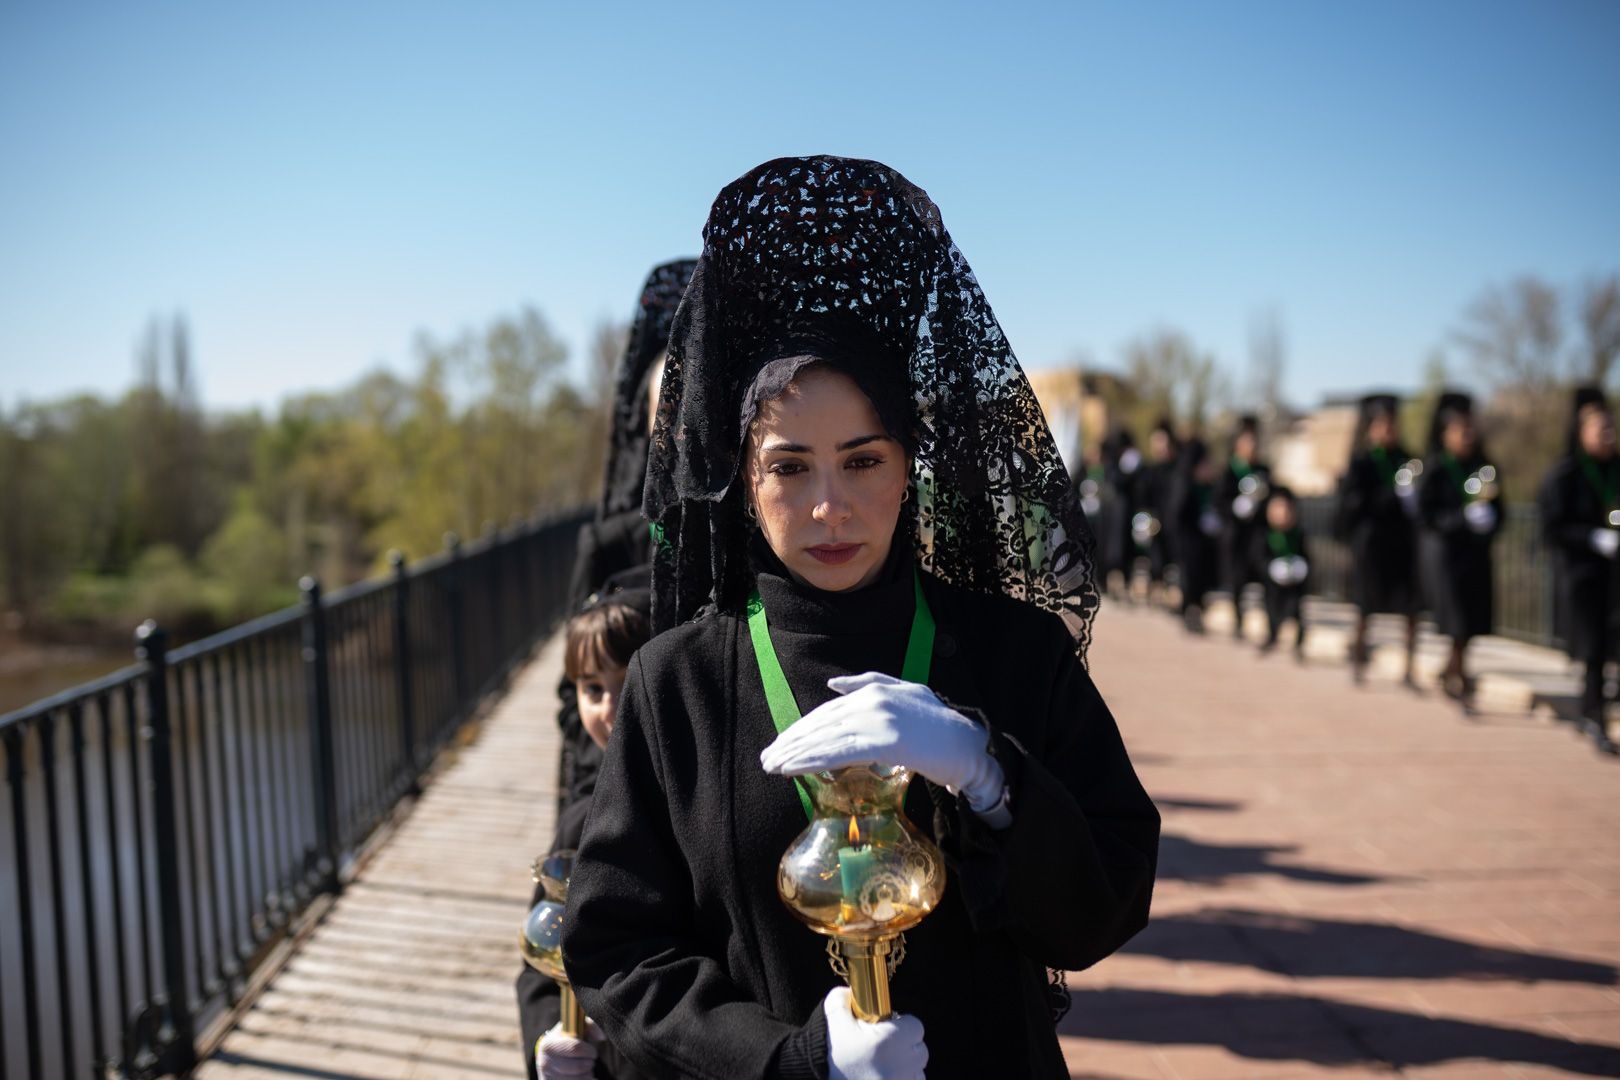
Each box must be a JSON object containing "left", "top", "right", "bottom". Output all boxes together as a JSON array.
[
  {"left": 1168, "top": 436, "right": 1221, "bottom": 634},
  {"left": 1335, "top": 393, "right": 1421, "bottom": 687},
  {"left": 1139, "top": 417, "right": 1181, "bottom": 607},
  {"left": 521, "top": 259, "right": 693, "bottom": 1079},
  {"left": 1537, "top": 386, "right": 1619, "bottom": 753},
  {"left": 1417, "top": 391, "right": 1502, "bottom": 713},
  {"left": 561, "top": 156, "right": 1159, "bottom": 1080},
  {"left": 1216, "top": 414, "right": 1271, "bottom": 639},
  {"left": 555, "top": 258, "right": 696, "bottom": 809}
]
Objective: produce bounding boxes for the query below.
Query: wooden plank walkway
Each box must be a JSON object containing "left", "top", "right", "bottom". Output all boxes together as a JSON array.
[
  {"left": 191, "top": 599, "right": 1620, "bottom": 1079},
  {"left": 195, "top": 635, "right": 562, "bottom": 1080}
]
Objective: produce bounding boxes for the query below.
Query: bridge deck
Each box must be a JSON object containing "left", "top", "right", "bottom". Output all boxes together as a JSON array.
[{"left": 195, "top": 602, "right": 1620, "bottom": 1078}]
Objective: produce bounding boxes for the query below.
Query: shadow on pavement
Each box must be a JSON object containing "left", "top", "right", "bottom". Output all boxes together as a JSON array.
[
  {"left": 1125, "top": 907, "right": 1619, "bottom": 984},
  {"left": 1059, "top": 988, "right": 1620, "bottom": 1076},
  {"left": 1154, "top": 796, "right": 1243, "bottom": 813},
  {"left": 1158, "top": 833, "right": 1389, "bottom": 886}
]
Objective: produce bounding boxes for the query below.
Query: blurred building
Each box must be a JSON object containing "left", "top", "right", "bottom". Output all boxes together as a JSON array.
[
  {"left": 1025, "top": 366, "right": 1123, "bottom": 476},
  {"left": 1267, "top": 397, "right": 1360, "bottom": 496}
]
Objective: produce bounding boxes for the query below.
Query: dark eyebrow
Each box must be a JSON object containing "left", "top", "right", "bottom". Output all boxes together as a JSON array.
[{"left": 759, "top": 433, "right": 892, "bottom": 454}]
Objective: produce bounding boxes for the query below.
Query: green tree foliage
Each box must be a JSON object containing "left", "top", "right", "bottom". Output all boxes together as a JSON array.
[{"left": 0, "top": 304, "right": 610, "bottom": 642}]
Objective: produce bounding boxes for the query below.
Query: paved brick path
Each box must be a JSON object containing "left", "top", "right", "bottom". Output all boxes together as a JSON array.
[
  {"left": 1066, "top": 600, "right": 1620, "bottom": 1079},
  {"left": 192, "top": 602, "right": 1620, "bottom": 1078}
]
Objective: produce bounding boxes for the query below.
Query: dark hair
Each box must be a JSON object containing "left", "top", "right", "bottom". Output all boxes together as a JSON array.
[{"left": 564, "top": 601, "right": 651, "bottom": 682}]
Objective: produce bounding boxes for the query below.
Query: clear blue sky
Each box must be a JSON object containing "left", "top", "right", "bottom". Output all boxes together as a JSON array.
[{"left": 2, "top": 1, "right": 1616, "bottom": 413}]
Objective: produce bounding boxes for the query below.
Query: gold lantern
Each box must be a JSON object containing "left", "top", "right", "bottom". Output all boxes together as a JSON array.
[
  {"left": 776, "top": 765, "right": 946, "bottom": 1021},
  {"left": 521, "top": 851, "right": 585, "bottom": 1037}
]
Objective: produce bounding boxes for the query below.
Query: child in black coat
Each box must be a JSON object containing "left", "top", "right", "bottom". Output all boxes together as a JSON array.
[{"left": 1252, "top": 486, "right": 1310, "bottom": 660}]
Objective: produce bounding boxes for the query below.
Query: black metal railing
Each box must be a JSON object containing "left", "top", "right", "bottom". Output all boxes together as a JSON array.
[
  {"left": 0, "top": 511, "right": 585, "bottom": 1079},
  {"left": 1290, "top": 497, "right": 1555, "bottom": 648}
]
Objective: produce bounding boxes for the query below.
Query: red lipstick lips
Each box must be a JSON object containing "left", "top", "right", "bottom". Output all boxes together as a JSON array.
[{"left": 806, "top": 543, "right": 861, "bottom": 565}]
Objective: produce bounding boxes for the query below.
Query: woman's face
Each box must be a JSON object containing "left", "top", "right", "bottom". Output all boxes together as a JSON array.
[
  {"left": 1442, "top": 415, "right": 1477, "bottom": 458},
  {"left": 1233, "top": 430, "right": 1257, "bottom": 462},
  {"left": 1579, "top": 405, "right": 1616, "bottom": 459},
  {"left": 1366, "top": 413, "right": 1396, "bottom": 448},
  {"left": 745, "top": 365, "right": 909, "bottom": 592},
  {"left": 576, "top": 662, "right": 627, "bottom": 750}
]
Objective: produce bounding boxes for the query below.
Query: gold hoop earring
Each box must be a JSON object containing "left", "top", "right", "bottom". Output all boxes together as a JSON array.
[{"left": 901, "top": 487, "right": 911, "bottom": 504}]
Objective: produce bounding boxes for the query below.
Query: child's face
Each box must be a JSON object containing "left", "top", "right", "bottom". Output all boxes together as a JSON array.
[
  {"left": 576, "top": 662, "right": 628, "bottom": 749},
  {"left": 1266, "top": 497, "right": 1297, "bottom": 530}
]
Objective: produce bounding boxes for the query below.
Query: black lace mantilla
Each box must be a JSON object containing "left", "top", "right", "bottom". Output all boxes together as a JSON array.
[
  {"left": 598, "top": 258, "right": 698, "bottom": 519},
  {"left": 646, "top": 156, "right": 1098, "bottom": 659}
]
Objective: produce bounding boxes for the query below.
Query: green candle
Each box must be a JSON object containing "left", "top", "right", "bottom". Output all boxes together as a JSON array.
[{"left": 839, "top": 845, "right": 874, "bottom": 906}]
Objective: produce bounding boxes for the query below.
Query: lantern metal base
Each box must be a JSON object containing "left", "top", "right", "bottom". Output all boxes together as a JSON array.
[
  {"left": 558, "top": 982, "right": 586, "bottom": 1038},
  {"left": 825, "top": 935, "right": 907, "bottom": 1022}
]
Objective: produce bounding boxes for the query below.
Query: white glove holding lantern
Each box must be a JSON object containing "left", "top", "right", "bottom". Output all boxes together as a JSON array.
[
  {"left": 1592, "top": 528, "right": 1620, "bottom": 559},
  {"left": 1119, "top": 447, "right": 1142, "bottom": 474},
  {"left": 1232, "top": 494, "right": 1256, "bottom": 520},
  {"left": 1463, "top": 501, "right": 1497, "bottom": 534},
  {"left": 823, "top": 987, "right": 928, "bottom": 1080},
  {"left": 1267, "top": 557, "right": 1291, "bottom": 585},
  {"left": 536, "top": 1021, "right": 604, "bottom": 1080},
  {"left": 1289, "top": 555, "right": 1309, "bottom": 584},
  {"left": 760, "top": 672, "right": 1009, "bottom": 826}
]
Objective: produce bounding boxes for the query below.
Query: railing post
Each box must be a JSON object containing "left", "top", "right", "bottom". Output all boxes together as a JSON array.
[
  {"left": 390, "top": 552, "right": 420, "bottom": 796},
  {"left": 300, "top": 577, "right": 340, "bottom": 894},
  {"left": 133, "top": 620, "right": 198, "bottom": 1074},
  {"left": 485, "top": 520, "right": 505, "bottom": 670},
  {"left": 445, "top": 533, "right": 469, "bottom": 717}
]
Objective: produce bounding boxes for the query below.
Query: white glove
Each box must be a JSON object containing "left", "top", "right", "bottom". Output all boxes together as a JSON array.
[
  {"left": 1397, "top": 487, "right": 1420, "bottom": 517},
  {"left": 536, "top": 1021, "right": 602, "bottom": 1080},
  {"left": 824, "top": 987, "right": 928, "bottom": 1080},
  {"left": 1267, "top": 557, "right": 1291, "bottom": 585},
  {"left": 1199, "top": 509, "right": 1223, "bottom": 537},
  {"left": 1592, "top": 528, "right": 1620, "bottom": 558},
  {"left": 1232, "top": 494, "right": 1256, "bottom": 520},
  {"left": 1119, "top": 447, "right": 1142, "bottom": 474},
  {"left": 1081, "top": 494, "right": 1102, "bottom": 519},
  {"left": 761, "top": 672, "right": 1006, "bottom": 817},
  {"left": 1463, "top": 501, "right": 1497, "bottom": 534},
  {"left": 1289, "top": 556, "right": 1309, "bottom": 584}
]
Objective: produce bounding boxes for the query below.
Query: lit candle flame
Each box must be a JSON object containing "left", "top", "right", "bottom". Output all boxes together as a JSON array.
[{"left": 848, "top": 815, "right": 860, "bottom": 846}]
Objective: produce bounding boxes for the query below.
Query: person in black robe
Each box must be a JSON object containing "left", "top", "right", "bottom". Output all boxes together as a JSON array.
[
  {"left": 1098, "top": 428, "right": 1144, "bottom": 601},
  {"left": 1537, "top": 385, "right": 1619, "bottom": 753},
  {"left": 1137, "top": 417, "right": 1180, "bottom": 607},
  {"left": 554, "top": 258, "right": 695, "bottom": 813},
  {"left": 1417, "top": 391, "right": 1502, "bottom": 712},
  {"left": 1216, "top": 414, "right": 1271, "bottom": 640},
  {"left": 1335, "top": 393, "right": 1421, "bottom": 687},
  {"left": 560, "top": 156, "right": 1159, "bottom": 1080},
  {"left": 1250, "top": 485, "right": 1310, "bottom": 660},
  {"left": 520, "top": 570, "right": 655, "bottom": 1080},
  {"left": 1168, "top": 436, "right": 1221, "bottom": 634}
]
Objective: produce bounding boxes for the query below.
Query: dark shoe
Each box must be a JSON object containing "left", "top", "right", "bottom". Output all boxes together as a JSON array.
[
  {"left": 1401, "top": 671, "right": 1420, "bottom": 693},
  {"left": 1183, "top": 607, "right": 1205, "bottom": 635},
  {"left": 1258, "top": 638, "right": 1277, "bottom": 656},
  {"left": 1294, "top": 640, "right": 1306, "bottom": 664}
]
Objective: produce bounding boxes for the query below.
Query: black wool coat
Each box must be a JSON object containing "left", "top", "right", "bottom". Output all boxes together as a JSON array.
[
  {"left": 1217, "top": 459, "right": 1271, "bottom": 593},
  {"left": 1337, "top": 450, "right": 1420, "bottom": 616},
  {"left": 1417, "top": 452, "right": 1502, "bottom": 642},
  {"left": 561, "top": 554, "right": 1160, "bottom": 1080},
  {"left": 1139, "top": 460, "right": 1179, "bottom": 581},
  {"left": 516, "top": 742, "right": 653, "bottom": 1080},
  {"left": 1538, "top": 452, "right": 1620, "bottom": 662},
  {"left": 1170, "top": 479, "right": 1219, "bottom": 607},
  {"left": 1248, "top": 525, "right": 1311, "bottom": 627}
]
